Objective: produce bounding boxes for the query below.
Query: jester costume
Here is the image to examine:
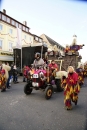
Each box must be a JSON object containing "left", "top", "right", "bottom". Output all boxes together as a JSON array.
[
  {"left": 84, "top": 64, "right": 87, "bottom": 77},
  {"left": 61, "top": 76, "right": 67, "bottom": 89},
  {"left": 76, "top": 67, "right": 84, "bottom": 86},
  {"left": 64, "top": 72, "right": 80, "bottom": 110},
  {"left": 0, "top": 68, "right": 6, "bottom": 92}
]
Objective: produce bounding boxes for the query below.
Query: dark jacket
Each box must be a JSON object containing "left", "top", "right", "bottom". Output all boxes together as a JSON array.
[{"left": 13, "top": 68, "right": 18, "bottom": 76}]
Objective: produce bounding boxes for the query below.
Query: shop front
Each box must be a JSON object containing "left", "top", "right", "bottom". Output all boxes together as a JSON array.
[{"left": 0, "top": 52, "right": 14, "bottom": 65}]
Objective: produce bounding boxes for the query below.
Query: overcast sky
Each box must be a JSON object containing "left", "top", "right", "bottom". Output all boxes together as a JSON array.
[{"left": 1, "top": 0, "right": 87, "bottom": 62}]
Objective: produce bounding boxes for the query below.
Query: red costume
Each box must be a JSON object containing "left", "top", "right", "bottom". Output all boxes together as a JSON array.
[
  {"left": 64, "top": 72, "right": 80, "bottom": 110},
  {"left": 49, "top": 63, "right": 58, "bottom": 71},
  {"left": 66, "top": 72, "right": 78, "bottom": 85},
  {"left": 0, "top": 68, "right": 6, "bottom": 91}
]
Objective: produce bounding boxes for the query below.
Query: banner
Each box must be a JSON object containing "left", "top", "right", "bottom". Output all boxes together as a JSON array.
[{"left": 16, "top": 27, "right": 22, "bottom": 49}]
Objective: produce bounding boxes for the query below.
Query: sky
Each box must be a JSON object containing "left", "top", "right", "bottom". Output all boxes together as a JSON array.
[{"left": 0, "top": 0, "right": 87, "bottom": 63}]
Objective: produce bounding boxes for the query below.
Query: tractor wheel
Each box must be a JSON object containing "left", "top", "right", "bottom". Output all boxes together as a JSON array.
[
  {"left": 45, "top": 86, "right": 53, "bottom": 99},
  {"left": 24, "top": 83, "right": 32, "bottom": 95}
]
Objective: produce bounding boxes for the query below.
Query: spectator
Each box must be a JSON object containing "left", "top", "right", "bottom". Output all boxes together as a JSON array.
[
  {"left": 13, "top": 65, "right": 18, "bottom": 83},
  {"left": 7, "top": 64, "right": 13, "bottom": 88}
]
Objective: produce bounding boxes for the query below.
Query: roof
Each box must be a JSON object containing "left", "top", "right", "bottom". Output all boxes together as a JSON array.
[
  {"left": 44, "top": 34, "right": 65, "bottom": 49},
  {"left": 0, "top": 11, "right": 30, "bottom": 29},
  {"left": 32, "top": 34, "right": 43, "bottom": 39}
]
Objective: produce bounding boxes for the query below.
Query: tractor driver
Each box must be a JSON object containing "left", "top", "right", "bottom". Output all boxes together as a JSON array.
[{"left": 33, "top": 52, "right": 44, "bottom": 68}]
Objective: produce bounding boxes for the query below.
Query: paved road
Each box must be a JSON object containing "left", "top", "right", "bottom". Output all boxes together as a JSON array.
[{"left": 0, "top": 77, "right": 87, "bottom": 130}]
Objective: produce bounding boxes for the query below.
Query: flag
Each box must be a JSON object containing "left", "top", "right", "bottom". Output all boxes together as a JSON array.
[{"left": 16, "top": 27, "right": 22, "bottom": 49}]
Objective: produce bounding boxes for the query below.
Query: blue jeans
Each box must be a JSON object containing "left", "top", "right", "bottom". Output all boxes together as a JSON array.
[
  {"left": 7, "top": 76, "right": 12, "bottom": 88},
  {"left": 13, "top": 75, "right": 18, "bottom": 82}
]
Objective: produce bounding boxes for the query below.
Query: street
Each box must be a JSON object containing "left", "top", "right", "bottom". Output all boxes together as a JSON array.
[{"left": 0, "top": 77, "right": 87, "bottom": 130}]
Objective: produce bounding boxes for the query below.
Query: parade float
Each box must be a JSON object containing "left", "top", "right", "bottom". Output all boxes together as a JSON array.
[
  {"left": 46, "top": 35, "right": 84, "bottom": 90},
  {"left": 47, "top": 35, "right": 84, "bottom": 71},
  {"left": 63, "top": 35, "right": 84, "bottom": 70}
]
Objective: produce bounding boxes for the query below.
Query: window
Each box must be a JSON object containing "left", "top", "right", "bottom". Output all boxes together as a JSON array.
[
  {"left": 19, "top": 24, "right": 22, "bottom": 29},
  {"left": 12, "top": 20, "right": 15, "bottom": 25},
  {"left": 26, "top": 28, "right": 28, "bottom": 32},
  {"left": 9, "top": 29, "right": 13, "bottom": 34},
  {"left": 16, "top": 22, "right": 19, "bottom": 27},
  {"left": 23, "top": 26, "right": 25, "bottom": 31},
  {"left": 7, "top": 17, "right": 10, "bottom": 23},
  {"left": 35, "top": 37, "right": 38, "bottom": 41},
  {"left": 9, "top": 42, "right": 13, "bottom": 51},
  {"left": 39, "top": 38, "right": 42, "bottom": 42},
  {"left": 0, "top": 40, "right": 2, "bottom": 49},
  {"left": 2, "top": 15, "right": 6, "bottom": 21},
  {"left": 0, "top": 24, "right": 3, "bottom": 31}
]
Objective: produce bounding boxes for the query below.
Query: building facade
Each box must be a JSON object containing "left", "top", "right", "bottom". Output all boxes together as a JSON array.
[
  {"left": 0, "top": 9, "right": 43, "bottom": 64},
  {"left": 40, "top": 34, "right": 65, "bottom": 54}
]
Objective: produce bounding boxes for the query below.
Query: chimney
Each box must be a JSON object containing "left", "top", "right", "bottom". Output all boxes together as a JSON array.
[
  {"left": 23, "top": 21, "right": 27, "bottom": 26},
  {"left": 3, "top": 9, "right": 6, "bottom": 14}
]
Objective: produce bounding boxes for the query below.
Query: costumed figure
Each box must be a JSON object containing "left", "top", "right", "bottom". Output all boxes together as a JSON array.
[
  {"left": 49, "top": 60, "right": 58, "bottom": 72},
  {"left": 0, "top": 66, "right": 6, "bottom": 92},
  {"left": 84, "top": 63, "right": 87, "bottom": 77},
  {"left": 76, "top": 64, "right": 84, "bottom": 86},
  {"left": 48, "top": 60, "right": 58, "bottom": 81},
  {"left": 61, "top": 75, "right": 67, "bottom": 89},
  {"left": 48, "top": 60, "right": 63, "bottom": 92},
  {"left": 70, "top": 35, "right": 84, "bottom": 53},
  {"left": 64, "top": 45, "right": 70, "bottom": 53},
  {"left": 23, "top": 65, "right": 30, "bottom": 82},
  {"left": 0, "top": 62, "right": 11, "bottom": 92},
  {"left": 64, "top": 66, "right": 80, "bottom": 110},
  {"left": 70, "top": 44, "right": 84, "bottom": 52}
]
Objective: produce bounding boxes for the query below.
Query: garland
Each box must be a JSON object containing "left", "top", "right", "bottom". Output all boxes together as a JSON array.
[{"left": 0, "top": 32, "right": 32, "bottom": 45}]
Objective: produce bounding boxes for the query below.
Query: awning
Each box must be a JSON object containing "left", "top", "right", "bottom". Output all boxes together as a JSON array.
[
  {"left": 0, "top": 55, "right": 13, "bottom": 61},
  {"left": 13, "top": 43, "right": 48, "bottom": 49}
]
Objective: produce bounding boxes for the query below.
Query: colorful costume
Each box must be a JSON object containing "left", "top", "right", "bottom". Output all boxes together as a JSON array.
[
  {"left": 0, "top": 69, "right": 6, "bottom": 91},
  {"left": 23, "top": 66, "right": 30, "bottom": 82},
  {"left": 84, "top": 64, "right": 87, "bottom": 77},
  {"left": 76, "top": 67, "right": 84, "bottom": 86},
  {"left": 64, "top": 72, "right": 80, "bottom": 110},
  {"left": 64, "top": 46, "right": 70, "bottom": 53},
  {"left": 48, "top": 63, "right": 58, "bottom": 73},
  {"left": 70, "top": 45, "right": 84, "bottom": 52},
  {"left": 61, "top": 76, "right": 67, "bottom": 89}
]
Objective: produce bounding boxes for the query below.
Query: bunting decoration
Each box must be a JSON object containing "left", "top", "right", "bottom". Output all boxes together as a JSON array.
[{"left": 0, "top": 32, "right": 32, "bottom": 45}]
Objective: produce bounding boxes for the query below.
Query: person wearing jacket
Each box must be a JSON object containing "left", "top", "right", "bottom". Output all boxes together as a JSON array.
[
  {"left": 33, "top": 52, "right": 44, "bottom": 68},
  {"left": 13, "top": 65, "right": 18, "bottom": 83},
  {"left": 7, "top": 64, "right": 13, "bottom": 88},
  {"left": 48, "top": 60, "right": 58, "bottom": 72}
]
